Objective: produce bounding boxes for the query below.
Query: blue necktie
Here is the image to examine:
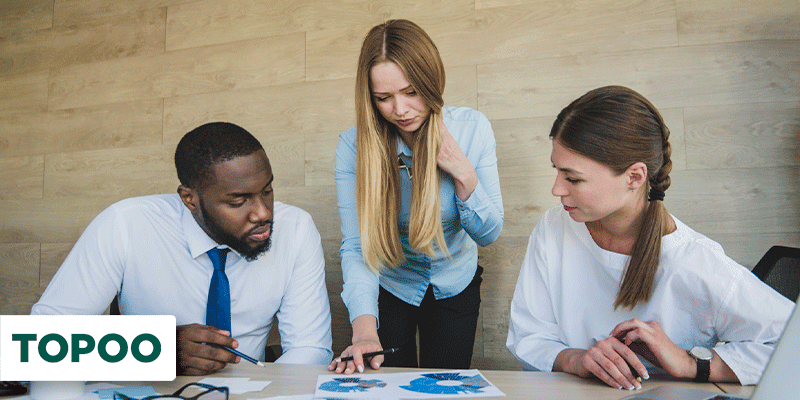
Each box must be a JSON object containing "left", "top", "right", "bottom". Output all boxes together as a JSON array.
[{"left": 206, "top": 247, "right": 231, "bottom": 333}]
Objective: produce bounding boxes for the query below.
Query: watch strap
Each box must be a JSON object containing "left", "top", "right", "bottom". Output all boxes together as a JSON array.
[{"left": 693, "top": 357, "right": 711, "bottom": 383}]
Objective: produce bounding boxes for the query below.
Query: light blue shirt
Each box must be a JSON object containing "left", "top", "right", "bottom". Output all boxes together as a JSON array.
[{"left": 335, "top": 106, "right": 504, "bottom": 323}]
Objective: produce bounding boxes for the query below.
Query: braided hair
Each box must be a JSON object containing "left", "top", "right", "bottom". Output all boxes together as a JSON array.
[{"left": 550, "top": 86, "right": 673, "bottom": 309}]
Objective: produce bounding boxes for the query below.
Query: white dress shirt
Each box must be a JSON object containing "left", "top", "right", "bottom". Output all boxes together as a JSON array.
[
  {"left": 32, "top": 194, "right": 333, "bottom": 365},
  {"left": 507, "top": 206, "right": 794, "bottom": 385}
]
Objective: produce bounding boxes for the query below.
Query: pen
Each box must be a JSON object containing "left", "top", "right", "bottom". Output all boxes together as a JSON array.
[
  {"left": 209, "top": 343, "right": 266, "bottom": 367},
  {"left": 334, "top": 347, "right": 400, "bottom": 363},
  {"left": 612, "top": 333, "right": 642, "bottom": 383},
  {"left": 625, "top": 359, "right": 642, "bottom": 382}
]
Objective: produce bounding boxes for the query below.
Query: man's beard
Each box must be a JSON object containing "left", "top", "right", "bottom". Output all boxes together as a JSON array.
[{"left": 199, "top": 200, "right": 272, "bottom": 262}]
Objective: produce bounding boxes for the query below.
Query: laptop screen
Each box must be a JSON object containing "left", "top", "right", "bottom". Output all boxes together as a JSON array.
[{"left": 750, "top": 292, "right": 799, "bottom": 400}]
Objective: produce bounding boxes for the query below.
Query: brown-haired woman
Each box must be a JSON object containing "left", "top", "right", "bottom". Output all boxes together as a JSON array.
[
  {"left": 330, "top": 19, "right": 504, "bottom": 374},
  {"left": 506, "top": 85, "right": 793, "bottom": 390}
]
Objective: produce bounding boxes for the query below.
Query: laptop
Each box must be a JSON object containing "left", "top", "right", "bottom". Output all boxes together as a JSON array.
[{"left": 622, "top": 292, "right": 799, "bottom": 400}]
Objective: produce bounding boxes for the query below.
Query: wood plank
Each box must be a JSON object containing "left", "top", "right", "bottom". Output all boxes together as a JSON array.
[
  {"left": 0, "top": 155, "right": 44, "bottom": 199},
  {"left": 0, "top": 287, "right": 45, "bottom": 315},
  {"left": 445, "top": 65, "right": 479, "bottom": 110},
  {"left": 168, "top": 0, "right": 472, "bottom": 51},
  {"left": 494, "top": 116, "right": 559, "bottom": 180},
  {"left": 304, "top": 133, "right": 340, "bottom": 188},
  {"left": 44, "top": 145, "right": 178, "bottom": 199},
  {"left": 49, "top": 33, "right": 305, "bottom": 110},
  {"left": 432, "top": 0, "right": 677, "bottom": 67},
  {"left": 0, "top": 99, "right": 163, "bottom": 158},
  {"left": 322, "top": 237, "right": 351, "bottom": 356},
  {"left": 45, "top": 100, "right": 165, "bottom": 155},
  {"left": 163, "top": 79, "right": 352, "bottom": 145},
  {"left": 53, "top": 0, "right": 187, "bottom": 26},
  {"left": 482, "top": 296, "right": 523, "bottom": 370},
  {"left": 709, "top": 232, "right": 800, "bottom": 270},
  {"left": 0, "top": 71, "right": 48, "bottom": 112},
  {"left": 480, "top": 236, "right": 528, "bottom": 298},
  {"left": 0, "top": 110, "right": 49, "bottom": 157},
  {"left": 0, "top": 197, "right": 118, "bottom": 243},
  {"left": 40, "top": 242, "right": 73, "bottom": 287},
  {"left": 677, "top": 0, "right": 800, "bottom": 46},
  {"left": 500, "top": 175, "right": 561, "bottom": 237},
  {"left": 480, "top": 236, "right": 529, "bottom": 370},
  {"left": 661, "top": 108, "right": 687, "bottom": 172},
  {"left": 0, "top": 0, "right": 52, "bottom": 36},
  {"left": 279, "top": 185, "right": 340, "bottom": 242},
  {"left": 0, "top": 27, "right": 53, "bottom": 78},
  {"left": 478, "top": 40, "right": 800, "bottom": 120},
  {"left": 475, "top": 0, "right": 521, "bottom": 9},
  {"left": 685, "top": 102, "right": 800, "bottom": 169},
  {"left": 667, "top": 167, "right": 800, "bottom": 240},
  {"left": 305, "top": 22, "right": 371, "bottom": 82},
  {"left": 303, "top": 0, "right": 472, "bottom": 82},
  {"left": 306, "top": 0, "right": 677, "bottom": 81},
  {"left": 165, "top": 79, "right": 359, "bottom": 189},
  {"left": 49, "top": 8, "right": 166, "bottom": 70},
  {"left": 0, "top": 8, "right": 166, "bottom": 78},
  {"left": 0, "top": 243, "right": 39, "bottom": 287}
]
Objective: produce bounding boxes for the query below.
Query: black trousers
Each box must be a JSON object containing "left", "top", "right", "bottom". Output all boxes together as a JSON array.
[{"left": 377, "top": 266, "right": 483, "bottom": 369}]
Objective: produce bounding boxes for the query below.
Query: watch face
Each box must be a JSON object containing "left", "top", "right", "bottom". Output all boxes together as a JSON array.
[{"left": 690, "top": 346, "right": 713, "bottom": 360}]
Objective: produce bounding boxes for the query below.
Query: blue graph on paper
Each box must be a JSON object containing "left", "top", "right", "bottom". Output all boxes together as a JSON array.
[
  {"left": 400, "top": 372, "right": 491, "bottom": 395},
  {"left": 319, "top": 377, "right": 388, "bottom": 393}
]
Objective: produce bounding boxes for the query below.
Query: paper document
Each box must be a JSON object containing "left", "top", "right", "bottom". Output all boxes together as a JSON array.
[{"left": 314, "top": 369, "right": 505, "bottom": 399}]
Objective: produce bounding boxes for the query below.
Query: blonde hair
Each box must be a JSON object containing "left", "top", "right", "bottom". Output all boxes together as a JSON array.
[
  {"left": 550, "top": 86, "right": 673, "bottom": 309},
  {"left": 355, "top": 19, "right": 448, "bottom": 272}
]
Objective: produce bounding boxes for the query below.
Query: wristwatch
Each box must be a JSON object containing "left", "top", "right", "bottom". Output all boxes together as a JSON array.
[{"left": 689, "top": 346, "right": 713, "bottom": 382}]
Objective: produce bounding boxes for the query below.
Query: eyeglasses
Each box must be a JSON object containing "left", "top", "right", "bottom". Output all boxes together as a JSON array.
[
  {"left": 398, "top": 156, "right": 412, "bottom": 180},
  {"left": 113, "top": 383, "right": 228, "bottom": 400}
]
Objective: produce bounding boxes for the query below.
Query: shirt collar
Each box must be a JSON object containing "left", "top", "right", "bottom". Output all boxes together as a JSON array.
[
  {"left": 181, "top": 205, "right": 235, "bottom": 260},
  {"left": 396, "top": 136, "right": 412, "bottom": 156}
]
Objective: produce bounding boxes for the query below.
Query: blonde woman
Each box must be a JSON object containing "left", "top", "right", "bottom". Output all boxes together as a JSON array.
[
  {"left": 506, "top": 86, "right": 793, "bottom": 390},
  {"left": 330, "top": 20, "right": 504, "bottom": 374}
]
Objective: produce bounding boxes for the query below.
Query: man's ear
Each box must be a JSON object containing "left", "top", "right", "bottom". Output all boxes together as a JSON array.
[
  {"left": 177, "top": 185, "right": 199, "bottom": 212},
  {"left": 626, "top": 162, "right": 648, "bottom": 190}
]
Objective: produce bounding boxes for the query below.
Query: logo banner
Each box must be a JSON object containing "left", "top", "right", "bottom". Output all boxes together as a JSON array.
[{"left": 0, "top": 315, "right": 176, "bottom": 381}]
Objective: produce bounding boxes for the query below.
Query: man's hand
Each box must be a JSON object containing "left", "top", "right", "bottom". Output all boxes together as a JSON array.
[{"left": 176, "top": 324, "right": 239, "bottom": 375}]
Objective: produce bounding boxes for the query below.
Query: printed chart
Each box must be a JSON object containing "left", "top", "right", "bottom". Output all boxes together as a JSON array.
[{"left": 314, "top": 369, "right": 505, "bottom": 399}]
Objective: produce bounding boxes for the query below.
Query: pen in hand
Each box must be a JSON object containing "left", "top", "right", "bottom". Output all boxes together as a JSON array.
[
  {"left": 613, "top": 333, "right": 642, "bottom": 382},
  {"left": 334, "top": 347, "right": 400, "bottom": 363},
  {"left": 208, "top": 343, "right": 266, "bottom": 367}
]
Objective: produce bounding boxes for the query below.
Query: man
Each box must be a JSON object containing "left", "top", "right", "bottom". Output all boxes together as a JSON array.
[{"left": 32, "top": 122, "right": 333, "bottom": 375}]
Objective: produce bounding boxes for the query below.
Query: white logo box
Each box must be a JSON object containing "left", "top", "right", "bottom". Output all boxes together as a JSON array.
[{"left": 0, "top": 315, "right": 176, "bottom": 381}]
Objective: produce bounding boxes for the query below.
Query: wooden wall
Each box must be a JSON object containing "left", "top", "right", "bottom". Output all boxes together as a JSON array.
[{"left": 1, "top": 0, "right": 798, "bottom": 370}]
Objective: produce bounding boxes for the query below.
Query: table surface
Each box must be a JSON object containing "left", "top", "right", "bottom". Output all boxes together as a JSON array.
[{"left": 108, "top": 363, "right": 748, "bottom": 400}]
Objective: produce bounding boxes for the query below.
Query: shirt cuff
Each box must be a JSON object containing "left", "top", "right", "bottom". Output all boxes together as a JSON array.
[
  {"left": 345, "top": 292, "right": 379, "bottom": 324},
  {"left": 456, "top": 180, "right": 489, "bottom": 215}
]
